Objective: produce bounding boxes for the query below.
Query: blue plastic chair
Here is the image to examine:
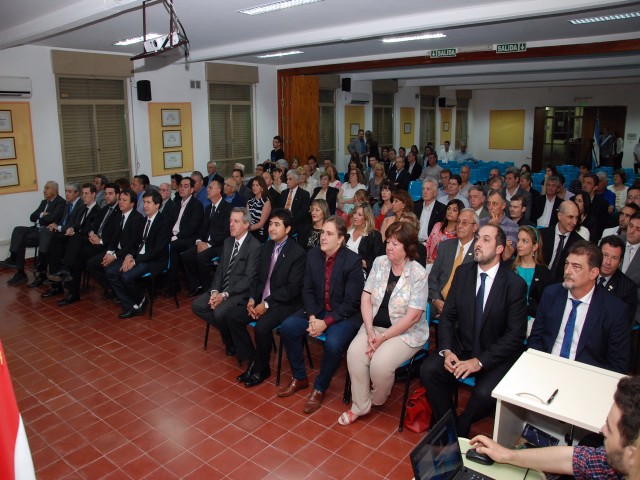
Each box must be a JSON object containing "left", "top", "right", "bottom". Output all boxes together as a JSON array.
[
  {"left": 141, "top": 245, "right": 179, "bottom": 319},
  {"left": 408, "top": 181, "right": 422, "bottom": 201}
]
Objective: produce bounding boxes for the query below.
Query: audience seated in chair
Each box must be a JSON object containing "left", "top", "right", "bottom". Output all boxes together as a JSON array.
[
  {"left": 278, "top": 216, "right": 364, "bottom": 414},
  {"left": 413, "top": 176, "right": 446, "bottom": 243},
  {"left": 480, "top": 190, "right": 518, "bottom": 261},
  {"left": 599, "top": 235, "right": 638, "bottom": 328},
  {"left": 420, "top": 224, "right": 527, "bottom": 437},
  {"left": 541, "top": 200, "right": 582, "bottom": 283},
  {"left": 278, "top": 169, "right": 311, "bottom": 237},
  {"left": 339, "top": 222, "right": 428, "bottom": 425}
]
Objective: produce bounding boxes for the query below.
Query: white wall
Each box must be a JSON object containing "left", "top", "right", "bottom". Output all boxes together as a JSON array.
[{"left": 469, "top": 84, "right": 640, "bottom": 166}]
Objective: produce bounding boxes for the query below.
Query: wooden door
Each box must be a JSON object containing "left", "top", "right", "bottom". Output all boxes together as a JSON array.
[{"left": 279, "top": 75, "right": 319, "bottom": 165}]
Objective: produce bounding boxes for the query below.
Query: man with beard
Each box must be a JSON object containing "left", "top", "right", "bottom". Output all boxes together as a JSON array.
[
  {"left": 470, "top": 375, "right": 640, "bottom": 479},
  {"left": 420, "top": 224, "right": 527, "bottom": 437}
]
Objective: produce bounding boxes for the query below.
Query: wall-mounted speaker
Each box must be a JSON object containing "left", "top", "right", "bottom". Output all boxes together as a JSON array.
[
  {"left": 438, "top": 96, "right": 446, "bottom": 108},
  {"left": 341, "top": 78, "right": 351, "bottom": 92},
  {"left": 137, "top": 80, "right": 152, "bottom": 101}
]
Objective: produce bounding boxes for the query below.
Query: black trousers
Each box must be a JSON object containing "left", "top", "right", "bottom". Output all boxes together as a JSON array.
[
  {"left": 9, "top": 226, "right": 40, "bottom": 271},
  {"left": 181, "top": 244, "right": 222, "bottom": 290},
  {"left": 168, "top": 238, "right": 193, "bottom": 285}
]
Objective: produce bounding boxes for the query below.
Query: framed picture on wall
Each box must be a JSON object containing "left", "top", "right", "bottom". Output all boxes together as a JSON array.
[
  {"left": 161, "top": 109, "right": 181, "bottom": 127},
  {"left": 350, "top": 123, "right": 360, "bottom": 136},
  {"left": 0, "top": 137, "right": 16, "bottom": 160},
  {"left": 162, "top": 130, "right": 182, "bottom": 148},
  {"left": 443, "top": 122, "right": 450, "bottom": 132},
  {"left": 0, "top": 111, "right": 12, "bottom": 133},
  {"left": 164, "top": 151, "right": 183, "bottom": 169},
  {"left": 0, "top": 164, "right": 19, "bottom": 187},
  {"left": 404, "top": 123, "right": 411, "bottom": 134}
]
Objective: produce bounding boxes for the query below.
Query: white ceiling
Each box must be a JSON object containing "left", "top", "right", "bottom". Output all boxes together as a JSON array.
[{"left": 2, "top": 0, "right": 640, "bottom": 88}]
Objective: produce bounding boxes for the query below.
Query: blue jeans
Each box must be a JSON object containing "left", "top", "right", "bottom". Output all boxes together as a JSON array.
[{"left": 280, "top": 311, "right": 359, "bottom": 392}]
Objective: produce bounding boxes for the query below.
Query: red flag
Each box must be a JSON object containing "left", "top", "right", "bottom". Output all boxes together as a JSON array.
[{"left": 0, "top": 340, "right": 35, "bottom": 480}]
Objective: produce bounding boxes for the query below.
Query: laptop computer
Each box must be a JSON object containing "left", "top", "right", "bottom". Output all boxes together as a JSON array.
[{"left": 409, "top": 410, "right": 494, "bottom": 480}]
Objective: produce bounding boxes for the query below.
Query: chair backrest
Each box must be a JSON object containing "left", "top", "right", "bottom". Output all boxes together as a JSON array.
[{"left": 408, "top": 181, "right": 422, "bottom": 201}]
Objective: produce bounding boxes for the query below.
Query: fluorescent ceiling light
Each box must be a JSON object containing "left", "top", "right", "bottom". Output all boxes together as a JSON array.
[
  {"left": 382, "top": 32, "right": 447, "bottom": 43},
  {"left": 569, "top": 12, "right": 640, "bottom": 24},
  {"left": 113, "top": 33, "right": 164, "bottom": 46},
  {"left": 257, "top": 50, "right": 303, "bottom": 58},
  {"left": 239, "top": 0, "right": 323, "bottom": 16}
]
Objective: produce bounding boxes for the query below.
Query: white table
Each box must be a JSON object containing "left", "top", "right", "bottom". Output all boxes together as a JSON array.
[
  {"left": 459, "top": 438, "right": 545, "bottom": 480},
  {"left": 492, "top": 350, "right": 624, "bottom": 447}
]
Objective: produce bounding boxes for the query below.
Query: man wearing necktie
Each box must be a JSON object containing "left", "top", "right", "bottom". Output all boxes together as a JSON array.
[
  {"left": 621, "top": 212, "right": 640, "bottom": 327},
  {"left": 4, "top": 181, "right": 65, "bottom": 286},
  {"left": 529, "top": 241, "right": 629, "bottom": 374},
  {"left": 541, "top": 201, "right": 582, "bottom": 283},
  {"left": 106, "top": 190, "right": 171, "bottom": 318},
  {"left": 420, "top": 224, "right": 527, "bottom": 437},
  {"left": 29, "top": 182, "right": 82, "bottom": 287},
  {"left": 278, "top": 169, "right": 311, "bottom": 236},
  {"left": 229, "top": 209, "right": 306, "bottom": 387},
  {"left": 192, "top": 207, "right": 261, "bottom": 357}
]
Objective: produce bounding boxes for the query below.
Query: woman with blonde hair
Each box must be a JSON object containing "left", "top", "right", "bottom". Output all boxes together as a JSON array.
[
  {"left": 346, "top": 202, "right": 384, "bottom": 275},
  {"left": 298, "top": 199, "right": 330, "bottom": 250}
]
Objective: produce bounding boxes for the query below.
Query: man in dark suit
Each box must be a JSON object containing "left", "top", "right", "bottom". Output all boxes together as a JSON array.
[
  {"left": 420, "top": 224, "right": 527, "bottom": 437},
  {"left": 504, "top": 167, "right": 532, "bottom": 220},
  {"left": 278, "top": 169, "right": 311, "bottom": 235},
  {"left": 228, "top": 209, "right": 306, "bottom": 387},
  {"left": 599, "top": 235, "right": 638, "bottom": 326},
  {"left": 181, "top": 178, "right": 232, "bottom": 296},
  {"left": 29, "top": 182, "right": 84, "bottom": 287},
  {"left": 531, "top": 175, "right": 563, "bottom": 228},
  {"left": 165, "top": 177, "right": 204, "bottom": 296},
  {"left": 429, "top": 208, "right": 478, "bottom": 321},
  {"left": 203, "top": 161, "right": 224, "bottom": 187},
  {"left": 192, "top": 207, "right": 262, "bottom": 356},
  {"left": 406, "top": 151, "right": 422, "bottom": 181},
  {"left": 4, "top": 181, "right": 66, "bottom": 286},
  {"left": 223, "top": 177, "right": 246, "bottom": 208},
  {"left": 261, "top": 171, "right": 281, "bottom": 207},
  {"left": 42, "top": 183, "right": 101, "bottom": 298},
  {"left": 158, "top": 182, "right": 179, "bottom": 226},
  {"left": 278, "top": 216, "right": 364, "bottom": 414},
  {"left": 541, "top": 200, "right": 582, "bottom": 283},
  {"left": 468, "top": 185, "right": 489, "bottom": 220},
  {"left": 622, "top": 212, "right": 640, "bottom": 326},
  {"left": 581, "top": 173, "right": 609, "bottom": 242},
  {"left": 388, "top": 156, "right": 410, "bottom": 191},
  {"left": 87, "top": 189, "right": 144, "bottom": 298},
  {"left": 56, "top": 183, "right": 122, "bottom": 306},
  {"left": 106, "top": 190, "right": 171, "bottom": 318},
  {"left": 528, "top": 241, "right": 629, "bottom": 374},
  {"left": 414, "top": 177, "right": 446, "bottom": 243}
]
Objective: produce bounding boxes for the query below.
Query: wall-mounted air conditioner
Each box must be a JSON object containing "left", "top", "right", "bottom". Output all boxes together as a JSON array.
[
  {"left": 345, "top": 92, "right": 370, "bottom": 105},
  {"left": 0, "top": 77, "right": 32, "bottom": 98}
]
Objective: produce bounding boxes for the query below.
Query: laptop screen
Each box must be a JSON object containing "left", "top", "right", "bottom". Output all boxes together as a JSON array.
[{"left": 409, "top": 410, "right": 463, "bottom": 480}]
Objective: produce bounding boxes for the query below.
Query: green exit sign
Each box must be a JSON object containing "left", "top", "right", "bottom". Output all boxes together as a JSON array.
[
  {"left": 496, "top": 43, "right": 527, "bottom": 53},
  {"left": 430, "top": 48, "right": 457, "bottom": 59}
]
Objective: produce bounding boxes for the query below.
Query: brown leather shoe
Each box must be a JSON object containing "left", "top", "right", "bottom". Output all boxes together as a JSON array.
[
  {"left": 276, "top": 377, "right": 309, "bottom": 398},
  {"left": 303, "top": 389, "right": 325, "bottom": 414}
]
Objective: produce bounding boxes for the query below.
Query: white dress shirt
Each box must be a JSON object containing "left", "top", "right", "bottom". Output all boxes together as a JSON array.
[{"left": 551, "top": 286, "right": 595, "bottom": 360}]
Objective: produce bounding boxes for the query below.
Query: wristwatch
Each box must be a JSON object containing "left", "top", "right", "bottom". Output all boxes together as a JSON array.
[
  {"left": 222, "top": 292, "right": 229, "bottom": 300},
  {"left": 264, "top": 301, "right": 269, "bottom": 309},
  {"left": 477, "top": 360, "right": 483, "bottom": 369}
]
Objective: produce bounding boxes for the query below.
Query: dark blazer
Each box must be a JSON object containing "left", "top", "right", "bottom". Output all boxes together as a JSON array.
[
  {"left": 528, "top": 283, "right": 630, "bottom": 373},
  {"left": 225, "top": 194, "right": 246, "bottom": 208},
  {"left": 603, "top": 269, "right": 639, "bottom": 326},
  {"left": 94, "top": 204, "right": 121, "bottom": 247},
  {"left": 203, "top": 173, "right": 224, "bottom": 187},
  {"left": 590, "top": 194, "right": 611, "bottom": 238},
  {"left": 252, "top": 239, "right": 306, "bottom": 309},
  {"left": 429, "top": 238, "right": 476, "bottom": 302},
  {"left": 541, "top": 227, "right": 581, "bottom": 282},
  {"left": 300, "top": 246, "right": 364, "bottom": 327},
  {"left": 349, "top": 230, "right": 384, "bottom": 274},
  {"left": 211, "top": 234, "right": 262, "bottom": 298},
  {"left": 311, "top": 186, "right": 339, "bottom": 215},
  {"left": 531, "top": 195, "right": 563, "bottom": 228},
  {"left": 199, "top": 199, "right": 233, "bottom": 248},
  {"left": 133, "top": 212, "right": 171, "bottom": 274},
  {"left": 30, "top": 195, "right": 66, "bottom": 226},
  {"left": 109, "top": 209, "right": 145, "bottom": 258},
  {"left": 388, "top": 168, "right": 410, "bottom": 191},
  {"left": 76, "top": 203, "right": 102, "bottom": 235},
  {"left": 61, "top": 199, "right": 85, "bottom": 230},
  {"left": 160, "top": 198, "right": 179, "bottom": 226},
  {"left": 623, "top": 249, "right": 640, "bottom": 325},
  {"left": 414, "top": 200, "right": 447, "bottom": 239},
  {"left": 407, "top": 162, "right": 423, "bottom": 181},
  {"left": 173, "top": 196, "right": 204, "bottom": 242},
  {"left": 278, "top": 187, "right": 311, "bottom": 234},
  {"left": 439, "top": 262, "right": 527, "bottom": 371},
  {"left": 267, "top": 186, "right": 281, "bottom": 207}
]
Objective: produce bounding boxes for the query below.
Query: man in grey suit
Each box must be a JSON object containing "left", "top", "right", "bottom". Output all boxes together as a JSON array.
[
  {"left": 622, "top": 212, "right": 640, "bottom": 326},
  {"left": 192, "top": 207, "right": 262, "bottom": 357},
  {"left": 429, "top": 208, "right": 479, "bottom": 320},
  {"left": 468, "top": 186, "right": 489, "bottom": 220}
]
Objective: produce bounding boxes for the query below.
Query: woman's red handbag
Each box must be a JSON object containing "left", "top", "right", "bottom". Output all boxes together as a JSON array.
[{"left": 404, "top": 387, "right": 432, "bottom": 433}]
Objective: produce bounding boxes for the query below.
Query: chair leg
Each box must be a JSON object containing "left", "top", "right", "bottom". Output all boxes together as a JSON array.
[
  {"left": 343, "top": 372, "right": 351, "bottom": 404},
  {"left": 398, "top": 366, "right": 414, "bottom": 432},
  {"left": 276, "top": 334, "right": 284, "bottom": 386},
  {"left": 148, "top": 278, "right": 155, "bottom": 319},
  {"left": 173, "top": 291, "right": 180, "bottom": 310},
  {"left": 204, "top": 323, "right": 210, "bottom": 350},
  {"left": 303, "top": 336, "right": 314, "bottom": 370},
  {"left": 454, "top": 381, "right": 459, "bottom": 408}
]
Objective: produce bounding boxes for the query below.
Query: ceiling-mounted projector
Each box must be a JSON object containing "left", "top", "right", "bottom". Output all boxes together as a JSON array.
[{"left": 144, "top": 32, "right": 179, "bottom": 53}]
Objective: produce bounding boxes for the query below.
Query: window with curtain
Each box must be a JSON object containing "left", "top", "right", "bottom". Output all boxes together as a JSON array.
[
  {"left": 372, "top": 92, "right": 394, "bottom": 148},
  {"left": 455, "top": 98, "right": 469, "bottom": 149},
  {"left": 209, "top": 83, "right": 253, "bottom": 177},
  {"left": 318, "top": 89, "right": 335, "bottom": 162},
  {"left": 420, "top": 95, "right": 436, "bottom": 150},
  {"left": 58, "top": 77, "right": 130, "bottom": 184}
]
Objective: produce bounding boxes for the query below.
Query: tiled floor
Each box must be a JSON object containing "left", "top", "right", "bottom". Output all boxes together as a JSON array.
[{"left": 0, "top": 267, "right": 491, "bottom": 479}]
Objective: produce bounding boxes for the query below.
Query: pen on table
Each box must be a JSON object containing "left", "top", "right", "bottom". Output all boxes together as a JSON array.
[{"left": 546, "top": 388, "right": 559, "bottom": 404}]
